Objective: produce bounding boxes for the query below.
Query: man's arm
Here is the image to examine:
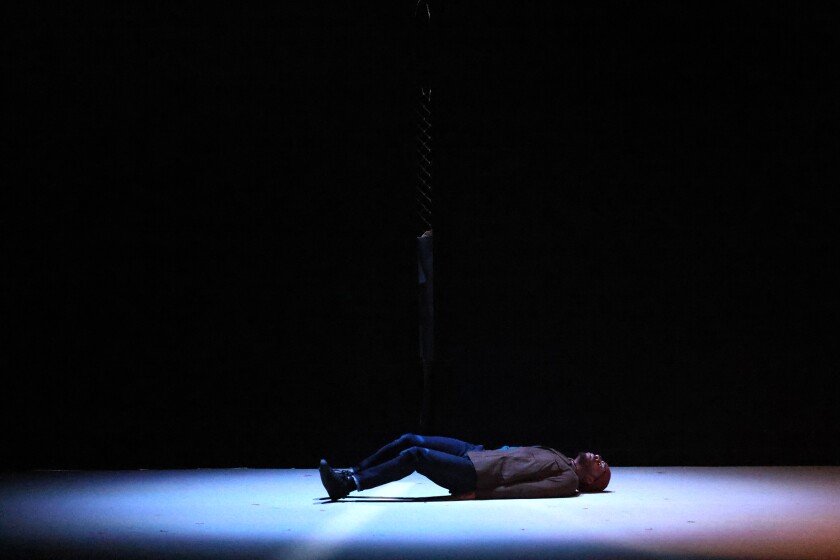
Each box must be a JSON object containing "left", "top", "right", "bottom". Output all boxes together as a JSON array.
[{"left": 475, "top": 472, "right": 578, "bottom": 500}]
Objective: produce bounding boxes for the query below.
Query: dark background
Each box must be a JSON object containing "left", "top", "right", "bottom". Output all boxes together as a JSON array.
[{"left": 2, "top": 3, "right": 837, "bottom": 470}]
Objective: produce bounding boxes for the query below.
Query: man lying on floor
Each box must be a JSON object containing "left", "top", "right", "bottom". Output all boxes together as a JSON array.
[{"left": 319, "top": 433, "right": 610, "bottom": 500}]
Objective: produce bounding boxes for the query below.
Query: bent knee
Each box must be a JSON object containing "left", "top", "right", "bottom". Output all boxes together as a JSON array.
[
  {"left": 398, "top": 433, "right": 425, "bottom": 446},
  {"left": 399, "top": 446, "right": 429, "bottom": 462}
]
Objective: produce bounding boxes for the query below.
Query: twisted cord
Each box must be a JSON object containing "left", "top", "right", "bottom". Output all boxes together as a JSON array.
[{"left": 416, "top": 87, "right": 432, "bottom": 231}]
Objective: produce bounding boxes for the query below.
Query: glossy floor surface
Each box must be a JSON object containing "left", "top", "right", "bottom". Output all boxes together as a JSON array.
[{"left": 2, "top": 467, "right": 839, "bottom": 559}]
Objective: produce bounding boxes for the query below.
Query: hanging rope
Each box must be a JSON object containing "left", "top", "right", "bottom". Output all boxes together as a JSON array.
[
  {"left": 416, "top": 87, "right": 433, "bottom": 232},
  {"left": 413, "top": 0, "right": 434, "bottom": 433}
]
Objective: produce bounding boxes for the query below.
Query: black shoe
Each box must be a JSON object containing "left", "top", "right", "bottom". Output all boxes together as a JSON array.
[{"left": 319, "top": 459, "right": 356, "bottom": 501}]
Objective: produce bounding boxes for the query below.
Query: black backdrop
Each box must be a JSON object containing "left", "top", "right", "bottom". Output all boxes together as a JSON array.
[{"left": 3, "top": 3, "right": 837, "bottom": 470}]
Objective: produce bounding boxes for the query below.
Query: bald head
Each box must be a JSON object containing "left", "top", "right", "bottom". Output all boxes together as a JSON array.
[
  {"left": 573, "top": 451, "right": 611, "bottom": 492},
  {"left": 580, "top": 464, "right": 611, "bottom": 492}
]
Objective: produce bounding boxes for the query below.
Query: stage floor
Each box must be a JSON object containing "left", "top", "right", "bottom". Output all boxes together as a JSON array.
[{"left": 2, "top": 466, "right": 839, "bottom": 559}]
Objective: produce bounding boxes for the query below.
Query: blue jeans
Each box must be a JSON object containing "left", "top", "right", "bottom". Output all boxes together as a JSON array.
[{"left": 353, "top": 434, "right": 484, "bottom": 494}]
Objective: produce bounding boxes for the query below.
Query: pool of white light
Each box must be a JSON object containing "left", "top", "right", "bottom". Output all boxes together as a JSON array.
[{"left": 2, "top": 467, "right": 839, "bottom": 559}]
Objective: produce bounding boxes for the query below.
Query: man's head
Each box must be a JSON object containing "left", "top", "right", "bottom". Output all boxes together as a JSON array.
[{"left": 573, "top": 452, "right": 611, "bottom": 492}]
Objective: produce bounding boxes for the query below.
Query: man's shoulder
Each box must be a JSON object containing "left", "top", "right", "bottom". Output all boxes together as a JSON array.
[
  {"left": 533, "top": 446, "right": 570, "bottom": 461},
  {"left": 469, "top": 445, "right": 568, "bottom": 461}
]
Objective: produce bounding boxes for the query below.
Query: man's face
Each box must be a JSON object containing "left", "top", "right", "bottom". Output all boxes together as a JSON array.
[{"left": 575, "top": 451, "right": 609, "bottom": 486}]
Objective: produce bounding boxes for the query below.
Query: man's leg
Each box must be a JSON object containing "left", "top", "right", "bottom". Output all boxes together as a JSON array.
[
  {"left": 355, "top": 446, "right": 477, "bottom": 494},
  {"left": 353, "top": 433, "right": 483, "bottom": 473}
]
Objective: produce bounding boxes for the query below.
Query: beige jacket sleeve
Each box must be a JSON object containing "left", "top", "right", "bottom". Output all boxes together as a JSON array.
[{"left": 476, "top": 470, "right": 578, "bottom": 499}]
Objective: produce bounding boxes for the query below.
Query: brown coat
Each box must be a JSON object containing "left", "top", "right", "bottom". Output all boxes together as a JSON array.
[{"left": 467, "top": 446, "right": 578, "bottom": 499}]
